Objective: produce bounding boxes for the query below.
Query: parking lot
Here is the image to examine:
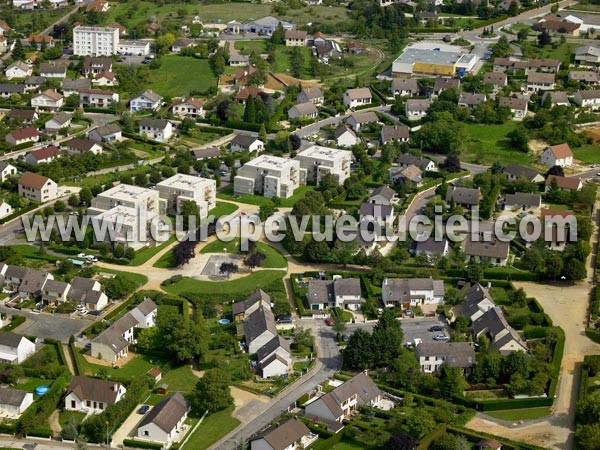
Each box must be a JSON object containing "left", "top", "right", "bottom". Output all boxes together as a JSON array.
[{"left": 400, "top": 316, "right": 449, "bottom": 346}]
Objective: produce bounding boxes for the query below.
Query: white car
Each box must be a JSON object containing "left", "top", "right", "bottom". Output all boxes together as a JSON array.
[
  {"left": 75, "top": 304, "right": 85, "bottom": 311},
  {"left": 77, "top": 253, "right": 86, "bottom": 258},
  {"left": 78, "top": 310, "right": 88, "bottom": 316}
]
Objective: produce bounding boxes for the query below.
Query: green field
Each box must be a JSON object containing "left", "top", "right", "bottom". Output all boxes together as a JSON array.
[
  {"left": 200, "top": 238, "right": 287, "bottom": 269},
  {"left": 485, "top": 407, "right": 551, "bottom": 421},
  {"left": 76, "top": 352, "right": 164, "bottom": 381},
  {"left": 96, "top": 268, "right": 148, "bottom": 287},
  {"left": 16, "top": 377, "right": 53, "bottom": 393},
  {"left": 462, "top": 122, "right": 532, "bottom": 166},
  {"left": 182, "top": 406, "right": 240, "bottom": 450},
  {"left": 217, "top": 185, "right": 315, "bottom": 207},
  {"left": 573, "top": 144, "right": 600, "bottom": 164},
  {"left": 208, "top": 201, "right": 239, "bottom": 219},
  {"left": 148, "top": 56, "right": 217, "bottom": 97},
  {"left": 161, "top": 366, "right": 199, "bottom": 394},
  {"left": 235, "top": 40, "right": 314, "bottom": 78},
  {"left": 163, "top": 270, "right": 284, "bottom": 296},
  {"left": 59, "top": 411, "right": 87, "bottom": 428},
  {"left": 130, "top": 235, "right": 177, "bottom": 266}
]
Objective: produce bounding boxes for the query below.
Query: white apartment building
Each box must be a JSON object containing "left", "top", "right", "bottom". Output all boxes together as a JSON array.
[
  {"left": 73, "top": 26, "right": 119, "bottom": 56},
  {"left": 295, "top": 145, "right": 352, "bottom": 186},
  {"left": 234, "top": 155, "right": 300, "bottom": 198},
  {"left": 156, "top": 174, "right": 216, "bottom": 217},
  {"left": 89, "top": 183, "right": 160, "bottom": 216}
]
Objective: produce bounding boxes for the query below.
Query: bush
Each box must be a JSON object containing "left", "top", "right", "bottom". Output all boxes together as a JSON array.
[
  {"left": 122, "top": 439, "right": 163, "bottom": 449},
  {"left": 2, "top": 315, "right": 25, "bottom": 331}
]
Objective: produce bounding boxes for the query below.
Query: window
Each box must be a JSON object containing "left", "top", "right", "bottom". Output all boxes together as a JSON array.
[
  {"left": 71, "top": 400, "right": 76, "bottom": 408},
  {"left": 86, "top": 400, "right": 91, "bottom": 407}
]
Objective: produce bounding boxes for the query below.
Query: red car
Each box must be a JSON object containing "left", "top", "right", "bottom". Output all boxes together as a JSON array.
[{"left": 324, "top": 317, "right": 334, "bottom": 326}]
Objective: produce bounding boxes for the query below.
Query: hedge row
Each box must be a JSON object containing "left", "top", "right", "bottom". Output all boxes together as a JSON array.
[
  {"left": 445, "top": 425, "right": 547, "bottom": 450},
  {"left": 69, "top": 341, "right": 85, "bottom": 376},
  {"left": 196, "top": 125, "right": 233, "bottom": 135},
  {"left": 585, "top": 327, "right": 600, "bottom": 344},
  {"left": 354, "top": 100, "right": 382, "bottom": 111},
  {"left": 417, "top": 424, "right": 447, "bottom": 450},
  {"left": 44, "top": 338, "right": 68, "bottom": 367},
  {"left": 547, "top": 327, "right": 566, "bottom": 399},
  {"left": 290, "top": 275, "right": 310, "bottom": 317},
  {"left": 454, "top": 395, "right": 553, "bottom": 411},
  {"left": 268, "top": 92, "right": 293, "bottom": 131},
  {"left": 0, "top": 204, "right": 38, "bottom": 225},
  {"left": 2, "top": 315, "right": 25, "bottom": 331},
  {"left": 123, "top": 439, "right": 163, "bottom": 449}
]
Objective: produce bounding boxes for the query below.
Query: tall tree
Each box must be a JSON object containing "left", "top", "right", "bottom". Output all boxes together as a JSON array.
[
  {"left": 190, "top": 368, "right": 233, "bottom": 414},
  {"left": 243, "top": 95, "right": 256, "bottom": 123}
]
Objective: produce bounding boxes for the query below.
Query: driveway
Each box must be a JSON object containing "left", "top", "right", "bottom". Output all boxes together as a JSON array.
[
  {"left": 1, "top": 306, "right": 89, "bottom": 343},
  {"left": 111, "top": 403, "right": 148, "bottom": 447},
  {"left": 401, "top": 316, "right": 448, "bottom": 346}
]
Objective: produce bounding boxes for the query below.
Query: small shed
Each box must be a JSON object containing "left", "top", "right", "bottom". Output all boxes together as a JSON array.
[
  {"left": 156, "top": 384, "right": 169, "bottom": 395},
  {"left": 147, "top": 367, "right": 162, "bottom": 382}
]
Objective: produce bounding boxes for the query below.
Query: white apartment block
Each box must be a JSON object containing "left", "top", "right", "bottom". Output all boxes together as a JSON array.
[
  {"left": 295, "top": 145, "right": 352, "bottom": 186},
  {"left": 156, "top": 174, "right": 216, "bottom": 217},
  {"left": 90, "top": 205, "right": 156, "bottom": 250},
  {"left": 73, "top": 26, "right": 119, "bottom": 56},
  {"left": 89, "top": 183, "right": 160, "bottom": 216},
  {"left": 234, "top": 155, "right": 300, "bottom": 199}
]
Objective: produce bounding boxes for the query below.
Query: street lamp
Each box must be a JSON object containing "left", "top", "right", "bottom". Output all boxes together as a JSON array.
[{"left": 106, "top": 420, "right": 110, "bottom": 448}]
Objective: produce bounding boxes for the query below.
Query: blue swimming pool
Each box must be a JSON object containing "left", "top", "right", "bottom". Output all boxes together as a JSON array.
[
  {"left": 218, "top": 318, "right": 230, "bottom": 325},
  {"left": 35, "top": 385, "right": 50, "bottom": 396}
]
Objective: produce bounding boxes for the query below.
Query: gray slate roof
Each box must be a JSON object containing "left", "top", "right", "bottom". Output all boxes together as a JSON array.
[
  {"left": 138, "top": 392, "right": 189, "bottom": 433},
  {"left": 446, "top": 186, "right": 481, "bottom": 206},
  {"left": 244, "top": 307, "right": 277, "bottom": 343},
  {"left": 505, "top": 192, "right": 541, "bottom": 209},
  {"left": 0, "top": 388, "right": 29, "bottom": 406},
  {"left": 415, "top": 342, "right": 476, "bottom": 369}
]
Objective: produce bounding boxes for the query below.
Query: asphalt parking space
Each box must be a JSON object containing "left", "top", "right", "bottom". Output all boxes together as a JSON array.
[{"left": 401, "top": 316, "right": 449, "bottom": 345}]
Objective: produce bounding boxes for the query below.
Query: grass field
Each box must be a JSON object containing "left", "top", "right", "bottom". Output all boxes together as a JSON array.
[
  {"left": 217, "top": 185, "right": 315, "bottom": 207},
  {"left": 59, "top": 411, "right": 87, "bottom": 428},
  {"left": 200, "top": 238, "right": 287, "bottom": 268},
  {"left": 163, "top": 270, "right": 284, "bottom": 296},
  {"left": 77, "top": 352, "right": 164, "bottom": 381},
  {"left": 235, "top": 41, "right": 313, "bottom": 78},
  {"left": 573, "top": 144, "right": 600, "bottom": 164},
  {"left": 148, "top": 56, "right": 217, "bottom": 97},
  {"left": 182, "top": 406, "right": 240, "bottom": 450},
  {"left": 485, "top": 407, "right": 551, "bottom": 421},
  {"left": 462, "top": 122, "right": 532, "bottom": 166},
  {"left": 16, "top": 377, "right": 52, "bottom": 393},
  {"left": 130, "top": 235, "right": 177, "bottom": 266},
  {"left": 161, "top": 365, "right": 199, "bottom": 394},
  {"left": 208, "top": 201, "right": 239, "bottom": 219},
  {"left": 11, "top": 245, "right": 61, "bottom": 263},
  {"left": 97, "top": 268, "right": 148, "bottom": 287}
]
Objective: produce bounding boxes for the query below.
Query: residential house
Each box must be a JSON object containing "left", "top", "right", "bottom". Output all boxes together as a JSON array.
[
  {"left": 458, "top": 92, "right": 486, "bottom": 108},
  {"left": 24, "top": 76, "right": 46, "bottom": 92},
  {"left": 415, "top": 342, "right": 476, "bottom": 374},
  {"left": 390, "top": 165, "right": 422, "bottom": 186},
  {"left": 5, "top": 127, "right": 40, "bottom": 146},
  {"left": 285, "top": 30, "right": 308, "bottom": 46},
  {"left": 575, "top": 45, "right": 600, "bottom": 65},
  {"left": 64, "top": 138, "right": 103, "bottom": 155},
  {"left": 86, "top": 0, "right": 110, "bottom": 13},
  {"left": 391, "top": 78, "right": 419, "bottom": 97},
  {"left": 297, "top": 87, "right": 324, "bottom": 106},
  {"left": 545, "top": 174, "right": 583, "bottom": 191},
  {"left": 305, "top": 372, "right": 382, "bottom": 431},
  {"left": 503, "top": 192, "right": 541, "bottom": 211},
  {"left": 541, "top": 19, "right": 580, "bottom": 35},
  {"left": 573, "top": 89, "right": 600, "bottom": 109},
  {"left": 0, "top": 162, "right": 17, "bottom": 182},
  {"left": 288, "top": 102, "right": 319, "bottom": 120},
  {"left": 65, "top": 376, "right": 126, "bottom": 414},
  {"left": 397, "top": 154, "right": 436, "bottom": 171},
  {"left": 229, "top": 54, "right": 250, "bottom": 67},
  {"left": 244, "top": 307, "right": 278, "bottom": 354},
  {"left": 67, "top": 276, "right": 108, "bottom": 311},
  {"left": 541, "top": 208, "right": 576, "bottom": 250},
  {"left": 0, "top": 332, "right": 36, "bottom": 364},
  {"left": 235, "top": 86, "right": 263, "bottom": 104},
  {"left": 41, "top": 279, "right": 71, "bottom": 305},
  {"left": 39, "top": 63, "right": 66, "bottom": 79},
  {"left": 483, "top": 72, "right": 507, "bottom": 90},
  {"left": 191, "top": 147, "right": 221, "bottom": 161},
  {"left": 5, "top": 61, "right": 31, "bottom": 79},
  {"left": 369, "top": 185, "right": 396, "bottom": 206},
  {"left": 0, "top": 84, "right": 25, "bottom": 98},
  {"left": 380, "top": 124, "right": 409, "bottom": 144},
  {"left": 31, "top": 90, "right": 63, "bottom": 110},
  {"left": 87, "top": 123, "right": 122, "bottom": 143},
  {"left": 245, "top": 16, "right": 295, "bottom": 36},
  {"left": 463, "top": 239, "right": 510, "bottom": 266},
  {"left": 136, "top": 393, "right": 190, "bottom": 448},
  {"left": 44, "top": 112, "right": 72, "bottom": 132},
  {"left": 433, "top": 78, "right": 460, "bottom": 95},
  {"left": 0, "top": 19, "right": 11, "bottom": 36},
  {"left": 18, "top": 172, "right": 58, "bottom": 203},
  {"left": 7, "top": 109, "right": 38, "bottom": 124},
  {"left": 170, "top": 98, "right": 205, "bottom": 118},
  {"left": 539, "top": 143, "right": 573, "bottom": 167},
  {"left": 61, "top": 78, "right": 91, "bottom": 97},
  {"left": 0, "top": 199, "right": 13, "bottom": 219},
  {"left": 130, "top": 90, "right": 163, "bottom": 112},
  {"left": 503, "top": 163, "right": 544, "bottom": 183},
  {"left": 138, "top": 119, "right": 173, "bottom": 142},
  {"left": 343, "top": 88, "right": 372, "bottom": 109},
  {"left": 346, "top": 111, "right": 378, "bottom": 131},
  {"left": 493, "top": 57, "right": 561, "bottom": 73},
  {"left": 458, "top": 283, "right": 496, "bottom": 321},
  {"left": 82, "top": 57, "right": 113, "bottom": 76},
  {"left": 230, "top": 135, "right": 264, "bottom": 153},
  {"left": 233, "top": 66, "right": 258, "bottom": 88},
  {"left": 569, "top": 71, "right": 599, "bottom": 84},
  {"left": 381, "top": 278, "right": 445, "bottom": 308},
  {"left": 2, "top": 266, "right": 28, "bottom": 292},
  {"left": 232, "top": 289, "right": 272, "bottom": 322},
  {"left": 445, "top": 186, "right": 481, "bottom": 209},
  {"left": 411, "top": 236, "right": 450, "bottom": 259},
  {"left": 295, "top": 145, "right": 352, "bottom": 185},
  {"left": 472, "top": 307, "right": 528, "bottom": 355},
  {"left": 18, "top": 268, "right": 52, "bottom": 299},
  {"left": 0, "top": 388, "right": 33, "bottom": 416},
  {"left": 25, "top": 145, "right": 62, "bottom": 165},
  {"left": 333, "top": 125, "right": 358, "bottom": 148},
  {"left": 156, "top": 174, "right": 216, "bottom": 217},
  {"left": 117, "top": 40, "right": 151, "bottom": 56},
  {"left": 129, "top": 298, "right": 158, "bottom": 328},
  {"left": 250, "top": 418, "right": 317, "bottom": 450},
  {"left": 526, "top": 72, "right": 556, "bottom": 91},
  {"left": 93, "top": 71, "right": 118, "bottom": 87},
  {"left": 171, "top": 38, "right": 195, "bottom": 53},
  {"left": 78, "top": 89, "right": 119, "bottom": 108},
  {"left": 541, "top": 91, "right": 570, "bottom": 108},
  {"left": 499, "top": 97, "right": 528, "bottom": 120},
  {"left": 477, "top": 440, "right": 503, "bottom": 450},
  {"left": 405, "top": 99, "right": 431, "bottom": 120},
  {"left": 257, "top": 335, "right": 292, "bottom": 378},
  {"left": 359, "top": 202, "right": 395, "bottom": 230},
  {"left": 307, "top": 278, "right": 362, "bottom": 311},
  {"left": 234, "top": 155, "right": 300, "bottom": 198}
]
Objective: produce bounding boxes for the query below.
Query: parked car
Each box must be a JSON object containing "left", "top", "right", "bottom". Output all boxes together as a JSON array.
[
  {"left": 324, "top": 317, "right": 333, "bottom": 326},
  {"left": 77, "top": 253, "right": 86, "bottom": 258},
  {"left": 138, "top": 405, "right": 150, "bottom": 414},
  {"left": 433, "top": 334, "right": 449, "bottom": 341},
  {"left": 428, "top": 325, "right": 444, "bottom": 332},
  {"left": 276, "top": 315, "right": 293, "bottom": 324},
  {"left": 78, "top": 310, "right": 88, "bottom": 317}
]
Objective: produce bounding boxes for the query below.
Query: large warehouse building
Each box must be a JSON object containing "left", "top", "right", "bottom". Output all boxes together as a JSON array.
[{"left": 392, "top": 42, "right": 478, "bottom": 77}]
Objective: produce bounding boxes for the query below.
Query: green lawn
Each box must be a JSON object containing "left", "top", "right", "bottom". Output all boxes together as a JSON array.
[
  {"left": 328, "top": 442, "right": 367, "bottom": 450},
  {"left": 96, "top": 268, "right": 148, "bottom": 287},
  {"left": 153, "top": 249, "right": 177, "bottom": 269},
  {"left": 573, "top": 144, "right": 600, "bottom": 165},
  {"left": 59, "top": 411, "right": 87, "bottom": 428},
  {"left": 234, "top": 40, "right": 267, "bottom": 54},
  {"left": 148, "top": 56, "right": 217, "bottom": 97},
  {"left": 181, "top": 406, "right": 240, "bottom": 450},
  {"left": 77, "top": 352, "right": 165, "bottom": 381},
  {"left": 163, "top": 270, "right": 284, "bottom": 296},
  {"left": 217, "top": 185, "right": 315, "bottom": 207},
  {"left": 271, "top": 46, "right": 314, "bottom": 79},
  {"left": 181, "top": 132, "right": 223, "bottom": 146},
  {"left": 12, "top": 245, "right": 61, "bottom": 263},
  {"left": 16, "top": 377, "right": 53, "bottom": 393},
  {"left": 161, "top": 366, "right": 199, "bottom": 394},
  {"left": 130, "top": 235, "right": 177, "bottom": 266},
  {"left": 208, "top": 201, "right": 239, "bottom": 219},
  {"left": 200, "top": 238, "right": 287, "bottom": 269},
  {"left": 485, "top": 407, "right": 551, "bottom": 421},
  {"left": 462, "top": 122, "right": 532, "bottom": 166}
]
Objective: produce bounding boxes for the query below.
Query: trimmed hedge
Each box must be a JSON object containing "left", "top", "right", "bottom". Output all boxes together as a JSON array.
[
  {"left": 69, "top": 341, "right": 84, "bottom": 376},
  {"left": 585, "top": 327, "right": 600, "bottom": 344},
  {"left": 123, "top": 439, "right": 163, "bottom": 449},
  {"left": 44, "top": 338, "right": 68, "bottom": 367},
  {"left": 445, "top": 425, "right": 547, "bottom": 450},
  {"left": 0, "top": 204, "right": 38, "bottom": 225},
  {"left": 2, "top": 315, "right": 25, "bottom": 331},
  {"left": 548, "top": 327, "right": 566, "bottom": 399}
]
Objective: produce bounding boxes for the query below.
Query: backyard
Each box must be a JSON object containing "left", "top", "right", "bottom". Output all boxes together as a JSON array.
[
  {"left": 462, "top": 122, "right": 532, "bottom": 166},
  {"left": 148, "top": 56, "right": 217, "bottom": 96},
  {"left": 181, "top": 406, "right": 240, "bottom": 450}
]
